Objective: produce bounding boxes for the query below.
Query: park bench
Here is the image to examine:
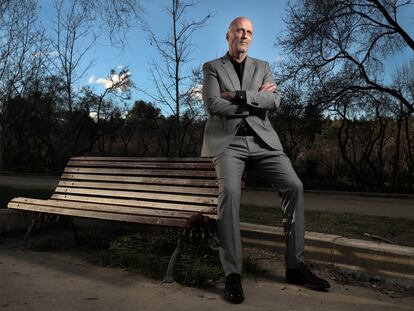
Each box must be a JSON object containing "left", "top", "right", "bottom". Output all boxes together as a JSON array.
[{"left": 7, "top": 156, "right": 219, "bottom": 282}]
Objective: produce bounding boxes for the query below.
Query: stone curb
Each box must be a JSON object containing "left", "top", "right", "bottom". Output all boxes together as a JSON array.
[
  {"left": 1, "top": 209, "right": 413, "bottom": 287},
  {"left": 240, "top": 222, "right": 414, "bottom": 287}
]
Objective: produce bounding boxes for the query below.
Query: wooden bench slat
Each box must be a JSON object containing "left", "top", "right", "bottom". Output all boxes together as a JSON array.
[
  {"left": 50, "top": 194, "right": 217, "bottom": 214},
  {"left": 8, "top": 157, "right": 220, "bottom": 230},
  {"left": 57, "top": 180, "right": 219, "bottom": 196},
  {"left": 8, "top": 201, "right": 186, "bottom": 227},
  {"left": 64, "top": 167, "right": 216, "bottom": 178},
  {"left": 71, "top": 157, "right": 212, "bottom": 162},
  {"left": 61, "top": 173, "right": 218, "bottom": 187},
  {"left": 54, "top": 187, "right": 218, "bottom": 205},
  {"left": 10, "top": 198, "right": 216, "bottom": 219},
  {"left": 68, "top": 160, "right": 214, "bottom": 170}
]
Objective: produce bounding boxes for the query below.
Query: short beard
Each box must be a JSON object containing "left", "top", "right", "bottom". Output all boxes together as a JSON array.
[{"left": 236, "top": 45, "right": 248, "bottom": 53}]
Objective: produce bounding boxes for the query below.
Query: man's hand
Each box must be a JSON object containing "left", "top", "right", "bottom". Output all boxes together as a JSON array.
[
  {"left": 259, "top": 82, "right": 277, "bottom": 93},
  {"left": 220, "top": 91, "right": 236, "bottom": 101}
]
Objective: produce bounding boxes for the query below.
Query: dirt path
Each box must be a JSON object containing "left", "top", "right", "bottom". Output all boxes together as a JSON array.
[{"left": 0, "top": 242, "right": 412, "bottom": 311}]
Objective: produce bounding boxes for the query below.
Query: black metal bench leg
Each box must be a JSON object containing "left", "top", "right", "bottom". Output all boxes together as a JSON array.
[
  {"left": 163, "top": 229, "right": 188, "bottom": 283},
  {"left": 24, "top": 220, "right": 35, "bottom": 247},
  {"left": 67, "top": 217, "right": 79, "bottom": 244},
  {"left": 24, "top": 213, "right": 42, "bottom": 248},
  {"left": 24, "top": 214, "right": 78, "bottom": 248}
]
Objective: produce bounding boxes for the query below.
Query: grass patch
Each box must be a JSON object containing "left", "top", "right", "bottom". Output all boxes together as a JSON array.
[
  {"left": 240, "top": 204, "right": 414, "bottom": 247},
  {"left": 92, "top": 231, "right": 175, "bottom": 280},
  {"left": 0, "top": 186, "right": 53, "bottom": 209},
  {"left": 89, "top": 230, "right": 222, "bottom": 288}
]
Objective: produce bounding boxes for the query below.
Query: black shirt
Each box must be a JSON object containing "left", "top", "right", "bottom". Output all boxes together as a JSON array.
[
  {"left": 228, "top": 52, "right": 246, "bottom": 87},
  {"left": 227, "top": 53, "right": 247, "bottom": 104},
  {"left": 228, "top": 53, "right": 253, "bottom": 135}
]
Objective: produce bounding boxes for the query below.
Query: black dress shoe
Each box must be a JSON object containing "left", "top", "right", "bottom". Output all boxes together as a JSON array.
[
  {"left": 286, "top": 263, "right": 331, "bottom": 291},
  {"left": 224, "top": 273, "right": 245, "bottom": 304}
]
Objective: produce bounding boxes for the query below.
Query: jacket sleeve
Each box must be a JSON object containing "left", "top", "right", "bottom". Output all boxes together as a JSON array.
[
  {"left": 244, "top": 62, "right": 281, "bottom": 111},
  {"left": 202, "top": 62, "right": 249, "bottom": 117}
]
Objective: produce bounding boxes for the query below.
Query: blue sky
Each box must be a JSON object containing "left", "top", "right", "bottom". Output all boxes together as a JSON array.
[
  {"left": 38, "top": 0, "right": 288, "bottom": 108},
  {"left": 38, "top": 0, "right": 413, "bottom": 112}
]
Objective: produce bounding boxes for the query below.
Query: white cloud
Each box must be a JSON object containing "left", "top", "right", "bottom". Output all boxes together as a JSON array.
[
  {"left": 88, "top": 74, "right": 111, "bottom": 88},
  {"left": 98, "top": 77, "right": 114, "bottom": 89},
  {"left": 89, "top": 111, "right": 98, "bottom": 123},
  {"left": 187, "top": 84, "right": 203, "bottom": 101},
  {"left": 88, "top": 75, "right": 96, "bottom": 84},
  {"left": 89, "top": 70, "right": 131, "bottom": 90}
]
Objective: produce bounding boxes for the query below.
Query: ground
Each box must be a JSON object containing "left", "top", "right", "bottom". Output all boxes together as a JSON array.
[
  {"left": 1, "top": 174, "right": 413, "bottom": 310},
  {"left": 1, "top": 236, "right": 413, "bottom": 311}
]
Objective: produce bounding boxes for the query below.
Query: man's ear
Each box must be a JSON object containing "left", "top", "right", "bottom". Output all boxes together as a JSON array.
[{"left": 226, "top": 31, "right": 229, "bottom": 41}]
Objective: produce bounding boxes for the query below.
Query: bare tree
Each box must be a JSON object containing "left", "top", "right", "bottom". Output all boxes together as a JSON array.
[
  {"left": 275, "top": 0, "right": 414, "bottom": 192},
  {"left": 87, "top": 67, "right": 133, "bottom": 155},
  {"left": 79, "top": 0, "right": 144, "bottom": 47},
  {"left": 0, "top": 0, "right": 41, "bottom": 170},
  {"left": 141, "top": 0, "right": 211, "bottom": 156},
  {"left": 391, "top": 59, "right": 414, "bottom": 190},
  {"left": 46, "top": 0, "right": 143, "bottom": 156},
  {"left": 279, "top": 0, "right": 414, "bottom": 113},
  {"left": 46, "top": 0, "right": 98, "bottom": 155},
  {"left": 0, "top": 0, "right": 144, "bottom": 171}
]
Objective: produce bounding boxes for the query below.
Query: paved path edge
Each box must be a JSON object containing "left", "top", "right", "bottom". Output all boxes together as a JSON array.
[{"left": 240, "top": 222, "right": 414, "bottom": 288}]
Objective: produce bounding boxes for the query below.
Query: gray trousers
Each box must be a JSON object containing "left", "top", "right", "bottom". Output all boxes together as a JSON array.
[{"left": 213, "top": 135, "right": 305, "bottom": 276}]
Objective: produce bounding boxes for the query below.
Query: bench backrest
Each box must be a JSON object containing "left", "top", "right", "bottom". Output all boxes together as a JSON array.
[{"left": 10, "top": 157, "right": 219, "bottom": 227}]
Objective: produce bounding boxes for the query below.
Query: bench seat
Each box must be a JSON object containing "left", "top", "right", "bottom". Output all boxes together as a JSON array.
[{"left": 8, "top": 157, "right": 219, "bottom": 227}]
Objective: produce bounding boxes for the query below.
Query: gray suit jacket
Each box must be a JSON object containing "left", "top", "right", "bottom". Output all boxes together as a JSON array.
[{"left": 201, "top": 53, "right": 283, "bottom": 157}]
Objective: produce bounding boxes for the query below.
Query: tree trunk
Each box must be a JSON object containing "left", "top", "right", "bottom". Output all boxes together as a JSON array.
[{"left": 391, "top": 104, "right": 403, "bottom": 191}]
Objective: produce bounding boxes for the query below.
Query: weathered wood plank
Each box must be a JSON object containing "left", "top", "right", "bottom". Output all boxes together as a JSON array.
[
  {"left": 70, "top": 157, "right": 213, "bottom": 162},
  {"left": 60, "top": 173, "right": 218, "bottom": 187},
  {"left": 57, "top": 180, "right": 219, "bottom": 196},
  {"left": 7, "top": 157, "right": 220, "bottom": 228},
  {"left": 50, "top": 194, "right": 217, "bottom": 214},
  {"left": 54, "top": 187, "right": 218, "bottom": 205},
  {"left": 64, "top": 167, "right": 216, "bottom": 178},
  {"left": 9, "top": 197, "right": 217, "bottom": 219},
  {"left": 67, "top": 160, "right": 214, "bottom": 170},
  {"left": 8, "top": 201, "right": 186, "bottom": 227}
]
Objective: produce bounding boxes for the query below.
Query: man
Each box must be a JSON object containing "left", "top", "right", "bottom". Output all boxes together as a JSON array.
[{"left": 201, "top": 17, "right": 330, "bottom": 304}]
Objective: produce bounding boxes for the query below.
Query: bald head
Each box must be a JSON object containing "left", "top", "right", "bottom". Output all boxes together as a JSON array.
[
  {"left": 228, "top": 17, "right": 252, "bottom": 32},
  {"left": 226, "top": 17, "right": 253, "bottom": 61}
]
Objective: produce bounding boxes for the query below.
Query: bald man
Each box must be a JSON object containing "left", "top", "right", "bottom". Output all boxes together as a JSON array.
[{"left": 201, "top": 17, "right": 330, "bottom": 304}]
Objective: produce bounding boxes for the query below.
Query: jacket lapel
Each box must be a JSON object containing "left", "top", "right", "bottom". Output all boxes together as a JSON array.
[{"left": 220, "top": 54, "right": 241, "bottom": 90}]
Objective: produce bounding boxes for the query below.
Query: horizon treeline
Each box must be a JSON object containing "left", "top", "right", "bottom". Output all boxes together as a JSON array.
[{"left": 2, "top": 86, "right": 413, "bottom": 194}]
